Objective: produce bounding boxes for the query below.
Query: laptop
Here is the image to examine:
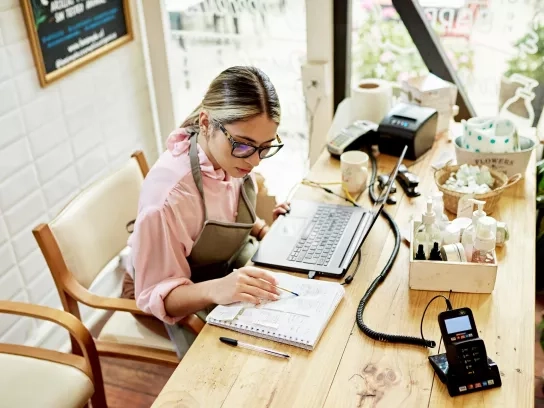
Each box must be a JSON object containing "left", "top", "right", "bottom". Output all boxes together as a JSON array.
[{"left": 251, "top": 145, "right": 407, "bottom": 278}]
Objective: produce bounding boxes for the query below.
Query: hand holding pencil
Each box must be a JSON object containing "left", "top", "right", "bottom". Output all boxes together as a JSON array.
[
  {"left": 212, "top": 266, "right": 287, "bottom": 305},
  {"left": 267, "top": 281, "right": 299, "bottom": 297}
]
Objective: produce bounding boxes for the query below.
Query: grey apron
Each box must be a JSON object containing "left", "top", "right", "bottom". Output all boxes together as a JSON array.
[{"left": 162, "top": 132, "right": 258, "bottom": 358}]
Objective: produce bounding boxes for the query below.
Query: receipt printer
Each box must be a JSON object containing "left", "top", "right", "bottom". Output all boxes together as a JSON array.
[{"left": 377, "top": 103, "right": 438, "bottom": 161}]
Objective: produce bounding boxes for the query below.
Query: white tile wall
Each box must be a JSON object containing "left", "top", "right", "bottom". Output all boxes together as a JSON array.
[
  {"left": 0, "top": 47, "right": 10, "bottom": 82},
  {"left": 0, "top": 1, "right": 158, "bottom": 348},
  {"left": 5, "top": 40, "right": 33, "bottom": 72},
  {"left": 0, "top": 110, "right": 25, "bottom": 148}
]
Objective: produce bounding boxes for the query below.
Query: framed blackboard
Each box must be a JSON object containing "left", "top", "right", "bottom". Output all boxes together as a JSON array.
[{"left": 21, "top": 0, "right": 133, "bottom": 87}]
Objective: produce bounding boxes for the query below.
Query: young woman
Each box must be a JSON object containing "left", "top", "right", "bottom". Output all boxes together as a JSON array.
[{"left": 124, "top": 66, "right": 290, "bottom": 357}]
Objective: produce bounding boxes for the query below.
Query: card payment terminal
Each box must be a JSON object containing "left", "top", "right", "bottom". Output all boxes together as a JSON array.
[{"left": 429, "top": 307, "right": 502, "bottom": 397}]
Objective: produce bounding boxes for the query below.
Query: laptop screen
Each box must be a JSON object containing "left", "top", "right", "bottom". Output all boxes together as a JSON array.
[{"left": 339, "top": 145, "right": 408, "bottom": 271}]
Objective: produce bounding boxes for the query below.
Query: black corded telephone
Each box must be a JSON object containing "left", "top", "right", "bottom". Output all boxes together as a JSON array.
[
  {"left": 429, "top": 307, "right": 502, "bottom": 397},
  {"left": 326, "top": 120, "right": 378, "bottom": 158}
]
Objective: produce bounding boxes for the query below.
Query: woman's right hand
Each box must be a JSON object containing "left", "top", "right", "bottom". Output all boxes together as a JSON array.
[{"left": 211, "top": 266, "right": 281, "bottom": 305}]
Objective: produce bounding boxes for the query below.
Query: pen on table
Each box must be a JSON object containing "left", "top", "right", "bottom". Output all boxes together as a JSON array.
[{"left": 219, "top": 337, "right": 290, "bottom": 359}]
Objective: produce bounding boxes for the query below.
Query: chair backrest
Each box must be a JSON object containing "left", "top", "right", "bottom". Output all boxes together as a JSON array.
[{"left": 45, "top": 152, "right": 146, "bottom": 289}]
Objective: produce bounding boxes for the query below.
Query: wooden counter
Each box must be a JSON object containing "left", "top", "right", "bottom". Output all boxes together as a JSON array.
[{"left": 151, "top": 133, "right": 536, "bottom": 408}]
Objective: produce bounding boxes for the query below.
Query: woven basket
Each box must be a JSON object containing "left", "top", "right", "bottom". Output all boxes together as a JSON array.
[{"left": 434, "top": 164, "right": 521, "bottom": 215}]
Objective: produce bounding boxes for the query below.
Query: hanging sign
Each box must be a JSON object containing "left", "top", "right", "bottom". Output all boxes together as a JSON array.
[{"left": 21, "top": 0, "right": 133, "bottom": 87}]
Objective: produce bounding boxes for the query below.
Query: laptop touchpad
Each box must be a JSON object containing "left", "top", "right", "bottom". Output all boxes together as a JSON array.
[{"left": 277, "top": 217, "right": 306, "bottom": 237}]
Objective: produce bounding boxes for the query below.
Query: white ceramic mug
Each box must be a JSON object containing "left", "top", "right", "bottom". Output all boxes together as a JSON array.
[{"left": 340, "top": 151, "right": 369, "bottom": 194}]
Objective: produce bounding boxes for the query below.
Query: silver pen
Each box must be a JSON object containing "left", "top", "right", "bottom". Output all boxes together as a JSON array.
[{"left": 219, "top": 337, "right": 290, "bottom": 359}]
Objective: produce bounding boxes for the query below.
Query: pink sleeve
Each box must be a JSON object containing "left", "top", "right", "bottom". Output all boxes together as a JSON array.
[{"left": 131, "top": 207, "right": 193, "bottom": 324}]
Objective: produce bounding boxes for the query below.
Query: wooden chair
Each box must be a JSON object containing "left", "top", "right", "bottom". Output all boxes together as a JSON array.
[
  {"left": 0, "top": 300, "right": 107, "bottom": 408},
  {"left": 32, "top": 151, "right": 204, "bottom": 367}
]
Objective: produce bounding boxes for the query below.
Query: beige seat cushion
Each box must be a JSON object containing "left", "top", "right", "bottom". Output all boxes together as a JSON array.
[
  {"left": 0, "top": 353, "right": 94, "bottom": 408},
  {"left": 98, "top": 311, "right": 175, "bottom": 352}
]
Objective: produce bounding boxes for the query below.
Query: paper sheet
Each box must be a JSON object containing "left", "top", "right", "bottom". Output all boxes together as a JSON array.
[
  {"left": 207, "top": 272, "right": 345, "bottom": 346},
  {"left": 209, "top": 305, "right": 243, "bottom": 321}
]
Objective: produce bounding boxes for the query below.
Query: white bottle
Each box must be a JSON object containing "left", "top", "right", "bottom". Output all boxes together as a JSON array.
[
  {"left": 431, "top": 192, "right": 449, "bottom": 231},
  {"left": 461, "top": 199, "right": 486, "bottom": 261},
  {"left": 414, "top": 199, "right": 442, "bottom": 259},
  {"left": 471, "top": 216, "right": 497, "bottom": 264}
]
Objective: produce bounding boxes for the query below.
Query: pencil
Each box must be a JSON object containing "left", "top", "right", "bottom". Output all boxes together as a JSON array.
[
  {"left": 258, "top": 278, "right": 299, "bottom": 297},
  {"left": 274, "top": 284, "right": 299, "bottom": 297}
]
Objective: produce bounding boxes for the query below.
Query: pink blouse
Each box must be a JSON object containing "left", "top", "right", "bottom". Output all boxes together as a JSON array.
[{"left": 127, "top": 128, "right": 258, "bottom": 324}]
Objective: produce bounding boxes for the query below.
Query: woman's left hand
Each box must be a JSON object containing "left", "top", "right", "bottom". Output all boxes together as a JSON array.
[{"left": 272, "top": 202, "right": 291, "bottom": 221}]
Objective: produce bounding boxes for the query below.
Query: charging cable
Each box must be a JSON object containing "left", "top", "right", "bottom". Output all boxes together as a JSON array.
[
  {"left": 420, "top": 294, "right": 452, "bottom": 347},
  {"left": 301, "top": 179, "right": 361, "bottom": 207},
  {"left": 341, "top": 250, "right": 361, "bottom": 285}
]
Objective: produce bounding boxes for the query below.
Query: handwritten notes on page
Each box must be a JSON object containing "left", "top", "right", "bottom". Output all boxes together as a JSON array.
[{"left": 206, "top": 272, "right": 345, "bottom": 350}]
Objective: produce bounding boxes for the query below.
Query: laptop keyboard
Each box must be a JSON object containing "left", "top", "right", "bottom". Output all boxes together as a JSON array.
[{"left": 287, "top": 206, "right": 352, "bottom": 266}]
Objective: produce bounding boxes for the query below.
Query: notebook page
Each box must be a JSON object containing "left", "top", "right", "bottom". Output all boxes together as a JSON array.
[{"left": 207, "top": 272, "right": 345, "bottom": 347}]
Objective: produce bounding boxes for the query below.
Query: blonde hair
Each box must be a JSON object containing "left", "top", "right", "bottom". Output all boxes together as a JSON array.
[{"left": 180, "top": 66, "right": 281, "bottom": 131}]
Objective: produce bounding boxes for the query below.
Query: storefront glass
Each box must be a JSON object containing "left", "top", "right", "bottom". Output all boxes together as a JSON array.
[
  {"left": 165, "top": 0, "right": 309, "bottom": 200},
  {"left": 351, "top": 0, "right": 543, "bottom": 129}
]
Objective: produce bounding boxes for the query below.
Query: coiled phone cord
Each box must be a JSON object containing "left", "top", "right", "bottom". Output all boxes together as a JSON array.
[{"left": 354, "top": 150, "right": 436, "bottom": 348}]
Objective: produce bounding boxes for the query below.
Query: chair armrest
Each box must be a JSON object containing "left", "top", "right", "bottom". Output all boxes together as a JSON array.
[
  {"left": 65, "top": 276, "right": 147, "bottom": 315},
  {"left": 0, "top": 301, "right": 104, "bottom": 385},
  {"left": 64, "top": 275, "right": 204, "bottom": 335},
  {"left": 182, "top": 313, "right": 205, "bottom": 335}
]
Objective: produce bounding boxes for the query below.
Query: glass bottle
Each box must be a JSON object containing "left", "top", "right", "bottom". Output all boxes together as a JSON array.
[
  {"left": 471, "top": 216, "right": 497, "bottom": 264},
  {"left": 431, "top": 192, "right": 450, "bottom": 231},
  {"left": 415, "top": 244, "right": 426, "bottom": 260},
  {"left": 461, "top": 199, "right": 486, "bottom": 261},
  {"left": 428, "top": 242, "right": 443, "bottom": 261}
]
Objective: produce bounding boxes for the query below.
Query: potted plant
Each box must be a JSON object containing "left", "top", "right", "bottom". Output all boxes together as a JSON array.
[{"left": 500, "top": 22, "right": 544, "bottom": 128}]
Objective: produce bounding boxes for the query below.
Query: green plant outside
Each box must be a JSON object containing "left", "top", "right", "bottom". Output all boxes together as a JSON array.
[
  {"left": 352, "top": 11, "right": 474, "bottom": 83},
  {"left": 505, "top": 22, "right": 544, "bottom": 85}
]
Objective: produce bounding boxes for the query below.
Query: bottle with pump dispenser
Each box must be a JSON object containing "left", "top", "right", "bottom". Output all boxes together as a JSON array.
[
  {"left": 461, "top": 199, "right": 486, "bottom": 261},
  {"left": 414, "top": 199, "right": 442, "bottom": 259},
  {"left": 471, "top": 216, "right": 497, "bottom": 264},
  {"left": 431, "top": 192, "right": 449, "bottom": 231}
]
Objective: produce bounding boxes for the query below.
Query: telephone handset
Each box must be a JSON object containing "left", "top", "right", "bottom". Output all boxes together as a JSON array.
[
  {"left": 326, "top": 120, "right": 378, "bottom": 158},
  {"left": 429, "top": 307, "right": 502, "bottom": 397}
]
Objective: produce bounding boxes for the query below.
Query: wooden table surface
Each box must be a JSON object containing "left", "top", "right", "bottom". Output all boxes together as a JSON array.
[{"left": 151, "top": 133, "right": 536, "bottom": 408}]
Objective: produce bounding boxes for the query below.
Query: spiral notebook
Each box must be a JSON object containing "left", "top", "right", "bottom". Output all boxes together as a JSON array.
[{"left": 205, "top": 272, "right": 345, "bottom": 350}]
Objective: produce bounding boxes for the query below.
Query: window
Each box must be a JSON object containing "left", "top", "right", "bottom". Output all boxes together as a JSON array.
[
  {"left": 164, "top": 0, "right": 310, "bottom": 201},
  {"left": 350, "top": 0, "right": 543, "bottom": 129}
]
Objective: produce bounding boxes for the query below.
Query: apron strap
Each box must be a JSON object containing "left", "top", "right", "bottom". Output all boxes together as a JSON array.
[
  {"left": 238, "top": 174, "right": 257, "bottom": 222},
  {"left": 189, "top": 132, "right": 208, "bottom": 220}
]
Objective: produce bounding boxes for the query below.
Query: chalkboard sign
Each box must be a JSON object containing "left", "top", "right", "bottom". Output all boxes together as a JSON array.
[{"left": 21, "top": 0, "right": 133, "bottom": 87}]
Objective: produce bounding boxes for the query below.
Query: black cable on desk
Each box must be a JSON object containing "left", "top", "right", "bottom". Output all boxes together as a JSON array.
[{"left": 354, "top": 150, "right": 436, "bottom": 348}]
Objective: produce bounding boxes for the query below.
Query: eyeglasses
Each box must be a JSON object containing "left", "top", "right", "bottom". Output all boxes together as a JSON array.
[{"left": 219, "top": 123, "right": 284, "bottom": 159}]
